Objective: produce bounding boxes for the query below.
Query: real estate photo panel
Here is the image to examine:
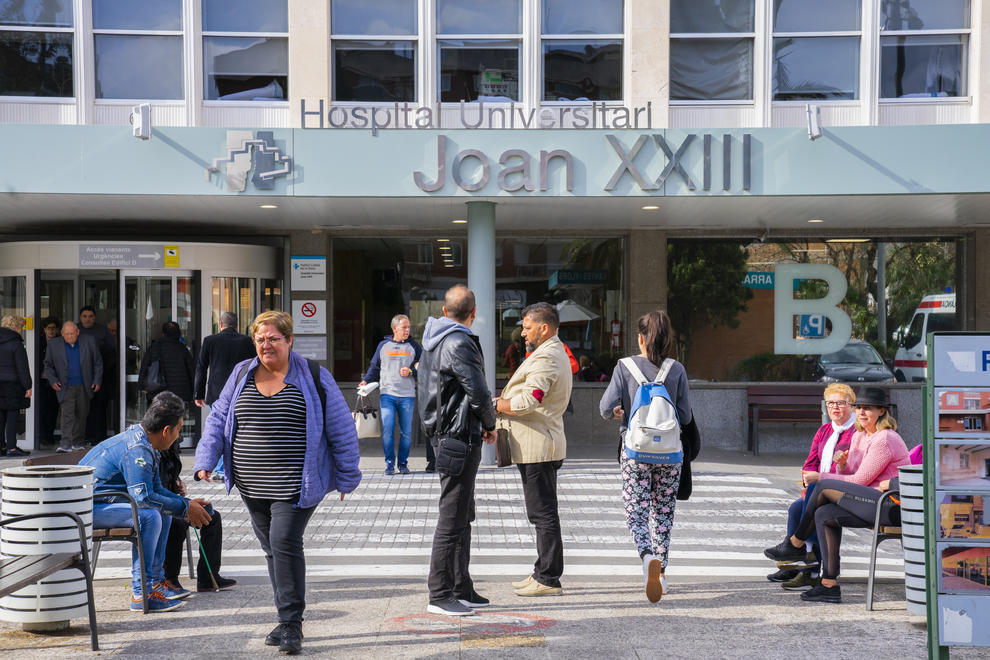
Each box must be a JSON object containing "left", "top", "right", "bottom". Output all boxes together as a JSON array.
[
  {"left": 940, "top": 546, "right": 990, "bottom": 593},
  {"left": 939, "top": 493, "right": 990, "bottom": 540},
  {"left": 936, "top": 389, "right": 990, "bottom": 438},
  {"left": 938, "top": 442, "right": 990, "bottom": 489}
]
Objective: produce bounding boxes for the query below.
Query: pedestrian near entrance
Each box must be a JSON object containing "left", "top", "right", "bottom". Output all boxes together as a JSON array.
[
  {"left": 194, "top": 312, "right": 255, "bottom": 480},
  {"left": 0, "top": 315, "right": 31, "bottom": 457},
  {"left": 494, "top": 302, "right": 573, "bottom": 598},
  {"left": 599, "top": 310, "right": 692, "bottom": 603},
  {"left": 360, "top": 314, "right": 422, "bottom": 474},
  {"left": 37, "top": 317, "right": 61, "bottom": 448},
  {"left": 43, "top": 321, "right": 102, "bottom": 452},
  {"left": 418, "top": 285, "right": 497, "bottom": 617},
  {"left": 139, "top": 322, "right": 195, "bottom": 407},
  {"left": 79, "top": 306, "right": 116, "bottom": 445},
  {"left": 194, "top": 310, "right": 361, "bottom": 655}
]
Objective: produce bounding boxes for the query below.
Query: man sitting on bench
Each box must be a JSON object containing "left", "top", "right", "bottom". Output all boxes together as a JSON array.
[{"left": 80, "top": 391, "right": 212, "bottom": 612}]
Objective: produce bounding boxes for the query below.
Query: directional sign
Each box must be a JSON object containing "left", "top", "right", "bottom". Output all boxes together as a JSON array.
[
  {"left": 79, "top": 244, "right": 164, "bottom": 268},
  {"left": 292, "top": 300, "right": 326, "bottom": 334}
]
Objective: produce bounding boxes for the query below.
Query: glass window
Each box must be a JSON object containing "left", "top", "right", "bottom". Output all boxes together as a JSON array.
[
  {"left": 774, "top": 0, "right": 860, "bottom": 32},
  {"left": 439, "top": 40, "right": 519, "bottom": 101},
  {"left": 203, "top": 0, "right": 287, "bottom": 32},
  {"left": 0, "top": 31, "right": 73, "bottom": 96},
  {"left": 543, "top": 0, "right": 622, "bottom": 34},
  {"left": 670, "top": 38, "right": 752, "bottom": 101},
  {"left": 332, "top": 0, "right": 416, "bottom": 35},
  {"left": 437, "top": 0, "right": 520, "bottom": 34},
  {"left": 880, "top": 35, "right": 965, "bottom": 98},
  {"left": 95, "top": 34, "right": 183, "bottom": 99},
  {"left": 334, "top": 41, "right": 416, "bottom": 102},
  {"left": 0, "top": 0, "right": 72, "bottom": 27},
  {"left": 92, "top": 0, "right": 181, "bottom": 30},
  {"left": 882, "top": 0, "right": 970, "bottom": 31},
  {"left": 543, "top": 40, "right": 621, "bottom": 101},
  {"left": 670, "top": 0, "right": 753, "bottom": 33},
  {"left": 773, "top": 37, "right": 859, "bottom": 101}
]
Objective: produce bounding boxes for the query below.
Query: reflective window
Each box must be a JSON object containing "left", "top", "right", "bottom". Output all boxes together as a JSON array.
[
  {"left": 881, "top": 0, "right": 970, "bottom": 31},
  {"left": 211, "top": 277, "right": 256, "bottom": 334},
  {"left": 773, "top": 37, "right": 859, "bottom": 101},
  {"left": 670, "top": 0, "right": 753, "bottom": 102},
  {"left": 670, "top": 0, "right": 753, "bottom": 33},
  {"left": 437, "top": 0, "right": 520, "bottom": 34},
  {"left": 332, "top": 0, "right": 416, "bottom": 35},
  {"left": 0, "top": 31, "right": 73, "bottom": 96},
  {"left": 92, "top": 0, "right": 181, "bottom": 30},
  {"left": 203, "top": 0, "right": 287, "bottom": 32},
  {"left": 440, "top": 40, "right": 519, "bottom": 102},
  {"left": 543, "top": 0, "right": 622, "bottom": 34},
  {"left": 0, "top": 0, "right": 72, "bottom": 27},
  {"left": 774, "top": 0, "right": 860, "bottom": 31},
  {"left": 880, "top": 35, "right": 965, "bottom": 98},
  {"left": 543, "top": 40, "right": 621, "bottom": 101},
  {"left": 334, "top": 41, "right": 416, "bottom": 102},
  {"left": 95, "top": 35, "right": 183, "bottom": 99}
]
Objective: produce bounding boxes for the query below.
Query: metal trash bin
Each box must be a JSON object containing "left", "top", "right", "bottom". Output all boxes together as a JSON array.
[
  {"left": 898, "top": 464, "right": 926, "bottom": 616},
  {"left": 0, "top": 465, "right": 94, "bottom": 629}
]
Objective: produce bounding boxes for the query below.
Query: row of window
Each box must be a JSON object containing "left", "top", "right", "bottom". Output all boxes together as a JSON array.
[{"left": 671, "top": 0, "right": 971, "bottom": 102}]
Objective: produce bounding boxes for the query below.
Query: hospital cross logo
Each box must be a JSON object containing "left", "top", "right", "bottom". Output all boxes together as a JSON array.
[{"left": 206, "top": 130, "right": 291, "bottom": 192}]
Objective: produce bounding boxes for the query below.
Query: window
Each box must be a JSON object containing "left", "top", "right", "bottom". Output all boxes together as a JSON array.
[
  {"left": 669, "top": 0, "right": 754, "bottom": 101},
  {"left": 93, "top": 0, "right": 183, "bottom": 99},
  {"left": 202, "top": 0, "right": 287, "bottom": 101},
  {"left": 880, "top": 0, "right": 970, "bottom": 99},
  {"left": 0, "top": 1, "right": 73, "bottom": 97},
  {"left": 438, "top": 0, "right": 520, "bottom": 102},
  {"left": 542, "top": 0, "right": 622, "bottom": 102},
  {"left": 332, "top": 0, "right": 417, "bottom": 102},
  {"left": 772, "top": 0, "right": 860, "bottom": 101}
]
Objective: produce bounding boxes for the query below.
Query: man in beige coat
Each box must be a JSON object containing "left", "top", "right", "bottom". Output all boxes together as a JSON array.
[{"left": 494, "top": 302, "right": 573, "bottom": 597}]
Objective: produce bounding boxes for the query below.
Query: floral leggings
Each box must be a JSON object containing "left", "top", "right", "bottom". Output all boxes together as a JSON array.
[{"left": 620, "top": 448, "right": 682, "bottom": 568}]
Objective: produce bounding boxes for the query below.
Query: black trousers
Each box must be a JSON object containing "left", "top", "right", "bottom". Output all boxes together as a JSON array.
[
  {"left": 518, "top": 460, "right": 564, "bottom": 588},
  {"left": 163, "top": 509, "right": 223, "bottom": 587},
  {"left": 38, "top": 380, "right": 57, "bottom": 445},
  {"left": 85, "top": 385, "right": 109, "bottom": 444},
  {"left": 428, "top": 440, "right": 481, "bottom": 601},
  {"left": 0, "top": 408, "right": 18, "bottom": 450},
  {"left": 243, "top": 497, "right": 316, "bottom": 626}
]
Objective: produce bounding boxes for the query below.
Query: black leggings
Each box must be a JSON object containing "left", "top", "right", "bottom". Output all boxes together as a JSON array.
[{"left": 793, "top": 479, "right": 891, "bottom": 580}]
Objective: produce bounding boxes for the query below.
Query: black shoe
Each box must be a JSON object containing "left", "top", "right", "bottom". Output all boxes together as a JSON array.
[
  {"left": 764, "top": 538, "right": 806, "bottom": 563},
  {"left": 197, "top": 575, "right": 237, "bottom": 592},
  {"left": 265, "top": 624, "right": 288, "bottom": 646},
  {"left": 7, "top": 447, "right": 30, "bottom": 457},
  {"left": 425, "top": 464, "right": 436, "bottom": 473},
  {"left": 767, "top": 568, "right": 799, "bottom": 583},
  {"left": 427, "top": 597, "right": 475, "bottom": 616},
  {"left": 801, "top": 583, "right": 841, "bottom": 603},
  {"left": 458, "top": 591, "right": 490, "bottom": 608},
  {"left": 778, "top": 551, "right": 820, "bottom": 570},
  {"left": 279, "top": 625, "right": 303, "bottom": 655}
]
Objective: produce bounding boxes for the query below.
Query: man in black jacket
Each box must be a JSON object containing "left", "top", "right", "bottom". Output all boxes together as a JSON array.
[
  {"left": 418, "top": 285, "right": 496, "bottom": 617},
  {"left": 79, "top": 306, "right": 116, "bottom": 445},
  {"left": 193, "top": 312, "right": 254, "bottom": 479}
]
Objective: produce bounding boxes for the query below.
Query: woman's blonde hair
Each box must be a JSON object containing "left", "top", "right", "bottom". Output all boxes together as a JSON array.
[
  {"left": 823, "top": 383, "right": 855, "bottom": 404},
  {"left": 0, "top": 315, "right": 24, "bottom": 331},
  {"left": 249, "top": 310, "right": 293, "bottom": 339},
  {"left": 855, "top": 407, "right": 898, "bottom": 432}
]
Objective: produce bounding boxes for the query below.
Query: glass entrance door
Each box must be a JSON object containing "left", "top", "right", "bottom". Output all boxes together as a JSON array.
[
  {"left": 0, "top": 272, "right": 33, "bottom": 450},
  {"left": 122, "top": 272, "right": 199, "bottom": 446}
]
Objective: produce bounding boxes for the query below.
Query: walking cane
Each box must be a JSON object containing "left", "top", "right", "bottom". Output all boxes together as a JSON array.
[{"left": 194, "top": 527, "right": 220, "bottom": 590}]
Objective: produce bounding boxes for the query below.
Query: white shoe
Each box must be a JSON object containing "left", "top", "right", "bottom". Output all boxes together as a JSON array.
[{"left": 644, "top": 556, "right": 663, "bottom": 603}]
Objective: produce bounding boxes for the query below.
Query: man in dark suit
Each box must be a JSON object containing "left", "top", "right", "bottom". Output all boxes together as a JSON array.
[
  {"left": 194, "top": 312, "right": 254, "bottom": 478},
  {"left": 79, "top": 306, "right": 116, "bottom": 445},
  {"left": 43, "top": 321, "right": 103, "bottom": 452}
]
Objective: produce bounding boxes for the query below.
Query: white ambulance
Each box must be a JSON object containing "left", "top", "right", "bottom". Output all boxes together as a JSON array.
[{"left": 893, "top": 293, "right": 957, "bottom": 382}]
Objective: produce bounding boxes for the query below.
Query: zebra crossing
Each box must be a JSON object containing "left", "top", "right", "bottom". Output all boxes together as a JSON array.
[{"left": 92, "top": 458, "right": 905, "bottom": 581}]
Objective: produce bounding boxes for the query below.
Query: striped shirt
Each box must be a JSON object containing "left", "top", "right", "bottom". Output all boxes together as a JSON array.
[{"left": 231, "top": 376, "right": 308, "bottom": 501}]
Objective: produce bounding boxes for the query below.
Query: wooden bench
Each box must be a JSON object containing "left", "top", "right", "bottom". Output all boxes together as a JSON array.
[
  {"left": 747, "top": 385, "right": 826, "bottom": 456},
  {"left": 0, "top": 512, "right": 99, "bottom": 650}
]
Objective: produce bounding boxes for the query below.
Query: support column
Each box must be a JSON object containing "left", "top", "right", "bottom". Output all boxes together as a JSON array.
[
  {"left": 466, "top": 201, "right": 496, "bottom": 465},
  {"left": 973, "top": 230, "right": 990, "bottom": 330},
  {"left": 627, "top": 230, "right": 668, "bottom": 353}
]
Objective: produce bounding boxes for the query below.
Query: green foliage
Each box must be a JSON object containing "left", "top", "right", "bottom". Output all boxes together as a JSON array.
[
  {"left": 884, "top": 241, "right": 955, "bottom": 345},
  {"left": 728, "top": 352, "right": 806, "bottom": 382}
]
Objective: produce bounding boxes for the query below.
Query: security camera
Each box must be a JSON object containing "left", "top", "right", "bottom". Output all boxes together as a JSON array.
[{"left": 130, "top": 103, "right": 151, "bottom": 140}]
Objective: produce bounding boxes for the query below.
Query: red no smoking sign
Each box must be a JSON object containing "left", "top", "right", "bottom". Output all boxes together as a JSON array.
[{"left": 301, "top": 302, "right": 317, "bottom": 317}]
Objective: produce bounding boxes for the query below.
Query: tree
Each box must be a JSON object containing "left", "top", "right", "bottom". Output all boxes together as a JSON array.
[
  {"left": 667, "top": 241, "right": 752, "bottom": 366},
  {"left": 884, "top": 241, "right": 955, "bottom": 344}
]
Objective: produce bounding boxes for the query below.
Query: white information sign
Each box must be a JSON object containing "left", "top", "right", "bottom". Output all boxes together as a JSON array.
[
  {"left": 292, "top": 335, "right": 327, "bottom": 361},
  {"left": 292, "top": 300, "right": 326, "bottom": 334},
  {"left": 290, "top": 256, "right": 327, "bottom": 292},
  {"left": 933, "top": 334, "right": 990, "bottom": 387}
]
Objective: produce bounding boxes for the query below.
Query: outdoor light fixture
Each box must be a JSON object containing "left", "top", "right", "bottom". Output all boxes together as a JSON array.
[
  {"left": 806, "top": 104, "right": 822, "bottom": 141},
  {"left": 259, "top": 204, "right": 277, "bottom": 209},
  {"left": 436, "top": 238, "right": 450, "bottom": 242},
  {"left": 452, "top": 219, "right": 467, "bottom": 224},
  {"left": 641, "top": 205, "right": 659, "bottom": 210},
  {"left": 808, "top": 218, "right": 824, "bottom": 223},
  {"left": 825, "top": 238, "right": 871, "bottom": 243},
  {"left": 130, "top": 103, "right": 151, "bottom": 140}
]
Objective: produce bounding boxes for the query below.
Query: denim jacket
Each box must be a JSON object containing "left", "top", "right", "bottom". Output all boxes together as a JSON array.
[
  {"left": 80, "top": 424, "right": 189, "bottom": 519},
  {"left": 194, "top": 351, "right": 362, "bottom": 509}
]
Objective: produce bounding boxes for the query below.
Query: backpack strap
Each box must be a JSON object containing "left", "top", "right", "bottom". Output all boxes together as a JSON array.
[
  {"left": 619, "top": 357, "right": 648, "bottom": 385},
  {"left": 656, "top": 358, "right": 674, "bottom": 384}
]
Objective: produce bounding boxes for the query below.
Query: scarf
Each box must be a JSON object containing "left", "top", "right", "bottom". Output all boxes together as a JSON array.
[{"left": 820, "top": 416, "right": 855, "bottom": 473}]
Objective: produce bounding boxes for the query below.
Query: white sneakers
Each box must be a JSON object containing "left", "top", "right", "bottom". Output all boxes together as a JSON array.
[{"left": 643, "top": 554, "right": 664, "bottom": 603}]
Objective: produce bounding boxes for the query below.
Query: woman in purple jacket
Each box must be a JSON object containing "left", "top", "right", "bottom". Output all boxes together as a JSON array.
[{"left": 195, "top": 310, "right": 361, "bottom": 655}]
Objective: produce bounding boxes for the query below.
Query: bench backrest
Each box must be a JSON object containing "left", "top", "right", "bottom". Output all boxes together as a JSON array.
[{"left": 22, "top": 449, "right": 89, "bottom": 467}]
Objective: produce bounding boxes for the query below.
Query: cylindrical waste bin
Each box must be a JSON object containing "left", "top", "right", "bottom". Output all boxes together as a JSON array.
[
  {"left": 898, "top": 464, "right": 925, "bottom": 616},
  {"left": 0, "top": 465, "right": 94, "bottom": 628}
]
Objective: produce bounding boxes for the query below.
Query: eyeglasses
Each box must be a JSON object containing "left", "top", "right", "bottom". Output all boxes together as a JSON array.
[
  {"left": 824, "top": 400, "right": 850, "bottom": 408},
  {"left": 254, "top": 336, "right": 286, "bottom": 346}
]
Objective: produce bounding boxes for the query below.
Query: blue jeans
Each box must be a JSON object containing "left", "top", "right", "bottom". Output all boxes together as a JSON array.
[
  {"left": 787, "top": 482, "right": 819, "bottom": 550},
  {"left": 93, "top": 503, "right": 171, "bottom": 596},
  {"left": 380, "top": 394, "right": 414, "bottom": 468}
]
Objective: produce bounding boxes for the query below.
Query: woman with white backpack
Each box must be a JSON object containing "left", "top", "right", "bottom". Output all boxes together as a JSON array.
[{"left": 599, "top": 310, "right": 693, "bottom": 603}]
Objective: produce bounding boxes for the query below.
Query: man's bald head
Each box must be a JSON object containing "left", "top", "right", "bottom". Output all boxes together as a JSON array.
[{"left": 443, "top": 285, "right": 476, "bottom": 323}]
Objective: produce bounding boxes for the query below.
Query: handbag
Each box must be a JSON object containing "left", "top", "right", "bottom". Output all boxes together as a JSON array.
[
  {"left": 146, "top": 359, "right": 164, "bottom": 390},
  {"left": 435, "top": 433, "right": 471, "bottom": 477},
  {"left": 495, "top": 427, "right": 513, "bottom": 468},
  {"left": 352, "top": 393, "right": 381, "bottom": 439}
]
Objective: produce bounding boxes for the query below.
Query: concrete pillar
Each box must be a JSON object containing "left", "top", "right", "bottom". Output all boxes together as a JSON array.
[
  {"left": 626, "top": 230, "right": 668, "bottom": 353},
  {"left": 627, "top": 0, "right": 670, "bottom": 128},
  {"left": 466, "top": 201, "right": 496, "bottom": 464},
  {"left": 974, "top": 229, "right": 990, "bottom": 330},
  {"left": 289, "top": 0, "right": 331, "bottom": 128}
]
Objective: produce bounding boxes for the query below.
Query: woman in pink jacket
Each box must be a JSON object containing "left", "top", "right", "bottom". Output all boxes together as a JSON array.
[{"left": 763, "top": 387, "right": 910, "bottom": 604}]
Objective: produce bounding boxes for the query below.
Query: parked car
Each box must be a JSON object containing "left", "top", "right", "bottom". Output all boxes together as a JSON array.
[{"left": 807, "top": 340, "right": 897, "bottom": 384}]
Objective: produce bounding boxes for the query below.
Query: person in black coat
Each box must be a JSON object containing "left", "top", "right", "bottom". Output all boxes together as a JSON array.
[
  {"left": 139, "top": 322, "right": 195, "bottom": 406},
  {"left": 0, "top": 315, "right": 31, "bottom": 457},
  {"left": 194, "top": 312, "right": 255, "bottom": 408},
  {"left": 37, "top": 317, "right": 60, "bottom": 447}
]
